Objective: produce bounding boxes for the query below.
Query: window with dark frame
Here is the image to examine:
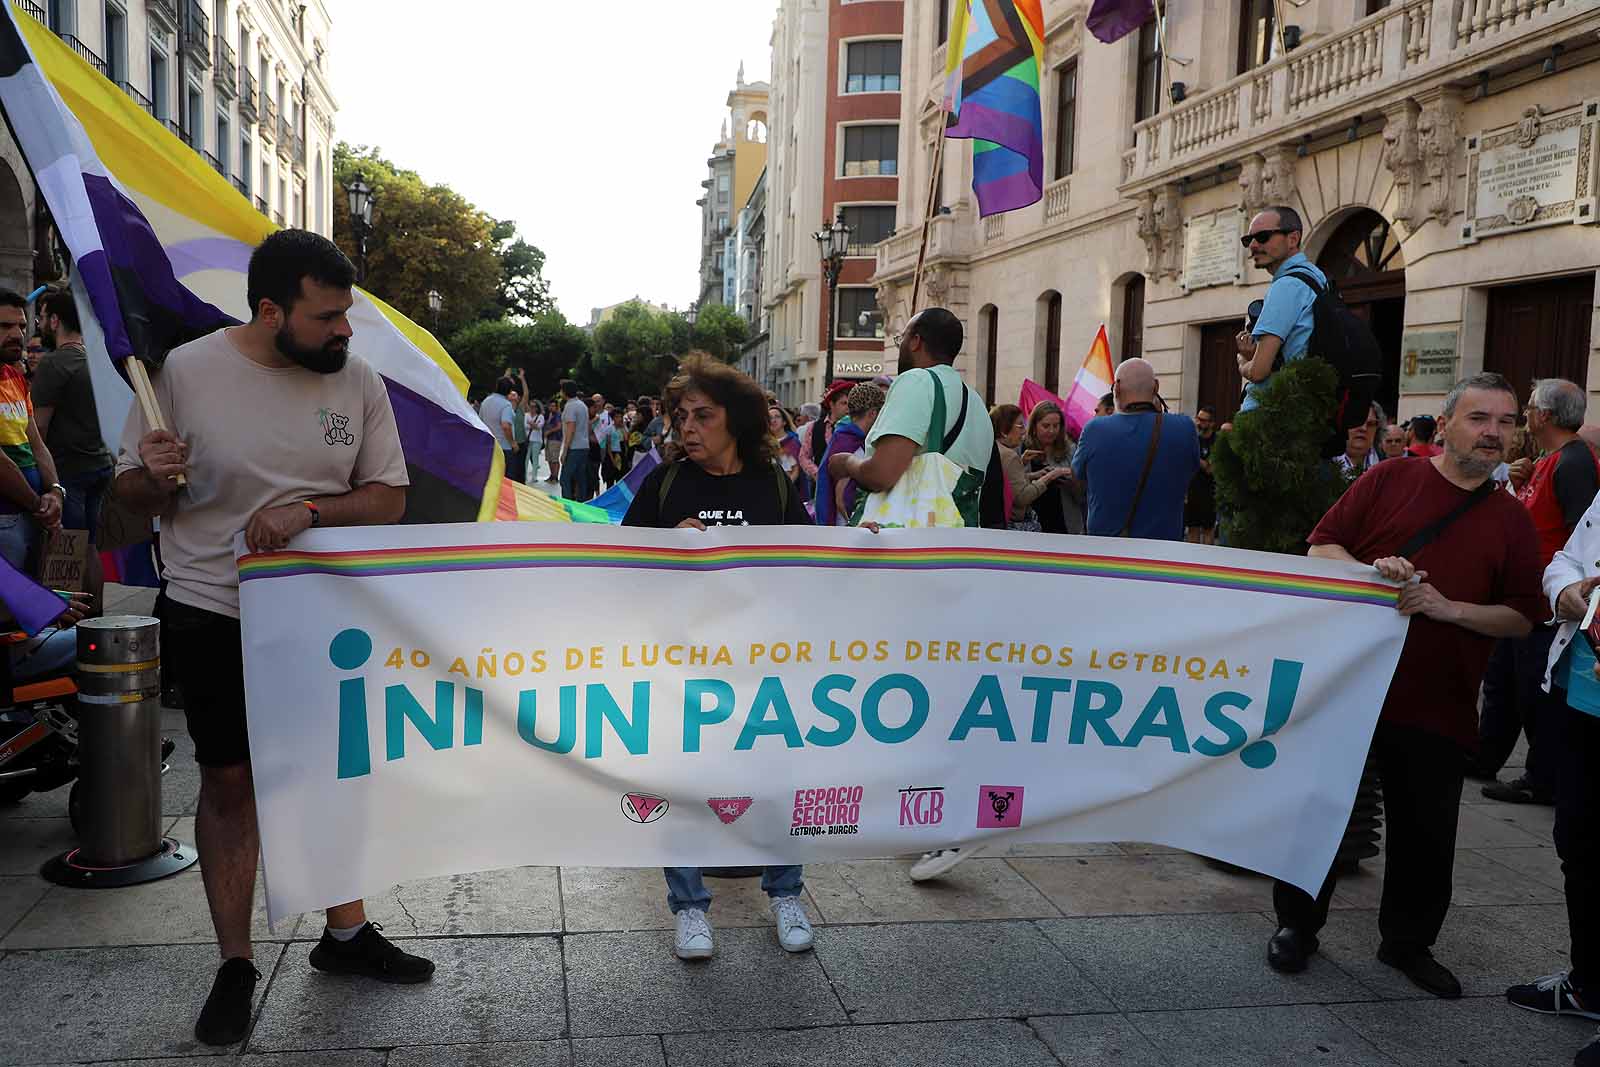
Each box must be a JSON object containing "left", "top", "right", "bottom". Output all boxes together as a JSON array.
[
  {"left": 983, "top": 307, "right": 999, "bottom": 406},
  {"left": 837, "top": 288, "right": 885, "bottom": 339},
  {"left": 841, "top": 205, "right": 896, "bottom": 254},
  {"left": 846, "top": 40, "right": 902, "bottom": 94},
  {"left": 1134, "top": 19, "right": 1163, "bottom": 123},
  {"left": 1044, "top": 293, "right": 1063, "bottom": 394},
  {"left": 842, "top": 125, "right": 899, "bottom": 177},
  {"left": 1054, "top": 59, "right": 1078, "bottom": 179},
  {"left": 938, "top": 0, "right": 950, "bottom": 46},
  {"left": 1237, "top": 0, "right": 1275, "bottom": 73},
  {"left": 104, "top": 4, "right": 127, "bottom": 84}
]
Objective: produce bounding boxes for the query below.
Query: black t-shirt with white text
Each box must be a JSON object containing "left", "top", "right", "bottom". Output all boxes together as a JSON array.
[{"left": 622, "top": 459, "right": 813, "bottom": 529}]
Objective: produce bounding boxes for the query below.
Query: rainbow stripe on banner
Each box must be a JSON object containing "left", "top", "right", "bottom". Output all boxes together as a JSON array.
[{"left": 239, "top": 543, "right": 1398, "bottom": 608}]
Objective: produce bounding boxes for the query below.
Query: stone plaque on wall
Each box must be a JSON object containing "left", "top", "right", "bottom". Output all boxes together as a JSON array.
[
  {"left": 1181, "top": 209, "right": 1244, "bottom": 290},
  {"left": 1399, "top": 330, "right": 1459, "bottom": 395},
  {"left": 1463, "top": 100, "right": 1598, "bottom": 243}
]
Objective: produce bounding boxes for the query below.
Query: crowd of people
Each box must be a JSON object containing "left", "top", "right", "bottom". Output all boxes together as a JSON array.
[{"left": 4, "top": 220, "right": 1594, "bottom": 1065}]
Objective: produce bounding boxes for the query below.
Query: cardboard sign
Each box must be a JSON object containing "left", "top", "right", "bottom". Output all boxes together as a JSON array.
[{"left": 39, "top": 528, "right": 89, "bottom": 591}]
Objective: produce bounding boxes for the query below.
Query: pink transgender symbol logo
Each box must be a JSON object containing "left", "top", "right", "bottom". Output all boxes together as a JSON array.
[
  {"left": 976, "top": 785, "right": 1025, "bottom": 829},
  {"left": 707, "top": 797, "right": 754, "bottom": 824}
]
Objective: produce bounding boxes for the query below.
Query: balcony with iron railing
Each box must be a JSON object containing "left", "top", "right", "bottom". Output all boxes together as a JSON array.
[
  {"left": 255, "top": 196, "right": 269, "bottom": 215},
  {"left": 180, "top": 2, "right": 210, "bottom": 69},
  {"left": 18, "top": 1, "right": 44, "bottom": 24},
  {"left": 59, "top": 35, "right": 107, "bottom": 76},
  {"left": 120, "top": 81, "right": 154, "bottom": 115},
  {"left": 204, "top": 150, "right": 222, "bottom": 175},
  {"left": 292, "top": 133, "right": 306, "bottom": 172},
  {"left": 273, "top": 211, "right": 285, "bottom": 227},
  {"left": 259, "top": 98, "right": 278, "bottom": 141},
  {"left": 276, "top": 117, "right": 292, "bottom": 159},
  {"left": 232, "top": 177, "right": 248, "bottom": 197},
  {"left": 213, "top": 37, "right": 237, "bottom": 99},
  {"left": 1125, "top": 0, "right": 1600, "bottom": 187},
  {"left": 238, "top": 71, "right": 259, "bottom": 123}
]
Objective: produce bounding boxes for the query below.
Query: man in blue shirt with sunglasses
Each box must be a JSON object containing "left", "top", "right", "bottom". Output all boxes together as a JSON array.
[{"left": 1234, "top": 206, "right": 1325, "bottom": 413}]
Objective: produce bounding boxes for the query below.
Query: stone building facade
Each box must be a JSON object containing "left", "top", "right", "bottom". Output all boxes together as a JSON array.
[
  {"left": 873, "top": 0, "right": 1600, "bottom": 422},
  {"left": 696, "top": 69, "right": 769, "bottom": 312},
  {"left": 2, "top": 0, "right": 338, "bottom": 296}
]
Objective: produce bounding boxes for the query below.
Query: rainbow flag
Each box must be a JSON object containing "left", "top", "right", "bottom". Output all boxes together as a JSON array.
[
  {"left": 1062, "top": 325, "right": 1115, "bottom": 438},
  {"left": 0, "top": 5, "right": 560, "bottom": 526},
  {"left": 943, "top": 0, "right": 1046, "bottom": 218}
]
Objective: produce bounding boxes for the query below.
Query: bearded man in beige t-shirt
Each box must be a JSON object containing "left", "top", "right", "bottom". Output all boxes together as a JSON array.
[{"left": 113, "top": 230, "right": 430, "bottom": 1047}]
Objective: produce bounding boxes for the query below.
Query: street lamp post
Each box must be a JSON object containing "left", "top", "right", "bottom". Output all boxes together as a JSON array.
[
  {"left": 814, "top": 213, "right": 851, "bottom": 389},
  {"left": 344, "top": 173, "right": 375, "bottom": 284},
  {"left": 426, "top": 288, "right": 442, "bottom": 333}
]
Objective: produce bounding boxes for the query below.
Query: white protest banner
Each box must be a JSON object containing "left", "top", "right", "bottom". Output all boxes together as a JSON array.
[{"left": 239, "top": 524, "right": 1407, "bottom": 924}]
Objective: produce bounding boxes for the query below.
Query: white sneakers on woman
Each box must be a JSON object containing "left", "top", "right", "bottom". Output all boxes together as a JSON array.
[
  {"left": 672, "top": 898, "right": 816, "bottom": 959},
  {"left": 673, "top": 908, "right": 714, "bottom": 960}
]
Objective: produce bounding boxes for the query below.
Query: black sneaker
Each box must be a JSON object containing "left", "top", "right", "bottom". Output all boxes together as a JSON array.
[
  {"left": 1378, "top": 943, "right": 1462, "bottom": 999},
  {"left": 1506, "top": 971, "right": 1600, "bottom": 1020},
  {"left": 194, "top": 957, "right": 260, "bottom": 1046},
  {"left": 1481, "top": 775, "right": 1556, "bottom": 805},
  {"left": 308, "top": 922, "right": 435, "bottom": 984}
]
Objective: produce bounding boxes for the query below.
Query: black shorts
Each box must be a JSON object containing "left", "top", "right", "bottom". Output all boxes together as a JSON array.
[{"left": 160, "top": 595, "right": 250, "bottom": 768}]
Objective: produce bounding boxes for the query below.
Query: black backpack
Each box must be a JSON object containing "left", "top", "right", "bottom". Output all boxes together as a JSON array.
[{"left": 1283, "top": 270, "right": 1383, "bottom": 458}]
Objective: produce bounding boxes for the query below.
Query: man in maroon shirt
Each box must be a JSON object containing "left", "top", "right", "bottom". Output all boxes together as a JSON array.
[{"left": 1266, "top": 372, "right": 1544, "bottom": 998}]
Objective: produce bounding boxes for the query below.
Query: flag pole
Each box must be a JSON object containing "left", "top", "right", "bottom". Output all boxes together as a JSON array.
[
  {"left": 1153, "top": 0, "right": 1172, "bottom": 110},
  {"left": 910, "top": 111, "right": 949, "bottom": 314},
  {"left": 124, "top": 358, "right": 185, "bottom": 488}
]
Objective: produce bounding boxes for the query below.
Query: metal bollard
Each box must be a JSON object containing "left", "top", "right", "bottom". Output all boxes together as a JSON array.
[{"left": 41, "top": 615, "right": 197, "bottom": 887}]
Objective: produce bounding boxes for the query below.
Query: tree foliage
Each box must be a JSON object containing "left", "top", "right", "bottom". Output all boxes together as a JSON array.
[
  {"left": 689, "top": 302, "right": 750, "bottom": 362},
  {"left": 1211, "top": 357, "right": 1346, "bottom": 554},
  {"left": 581, "top": 301, "right": 690, "bottom": 400},
  {"left": 331, "top": 144, "right": 554, "bottom": 338},
  {"left": 446, "top": 313, "right": 591, "bottom": 398}
]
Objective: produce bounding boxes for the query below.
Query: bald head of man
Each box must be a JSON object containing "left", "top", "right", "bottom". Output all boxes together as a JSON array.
[{"left": 1113, "top": 358, "right": 1158, "bottom": 410}]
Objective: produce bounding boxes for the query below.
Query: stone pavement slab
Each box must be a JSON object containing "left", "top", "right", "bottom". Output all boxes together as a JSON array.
[
  {"left": 814, "top": 920, "right": 1113, "bottom": 1024},
  {"left": 1128, "top": 1003, "right": 1393, "bottom": 1065},
  {"left": 563, "top": 926, "right": 845, "bottom": 1037},
  {"left": 355, "top": 866, "right": 562, "bottom": 937},
  {"left": 1314, "top": 904, "right": 1571, "bottom": 999},
  {"left": 0, "top": 941, "right": 284, "bottom": 1064},
  {"left": 1470, "top": 796, "right": 1556, "bottom": 838},
  {"left": 0, "top": 875, "right": 47, "bottom": 939},
  {"left": 99, "top": 1056, "right": 384, "bottom": 1066},
  {"left": 1009, "top": 853, "right": 1267, "bottom": 916},
  {"left": 803, "top": 857, "right": 1059, "bottom": 924},
  {"left": 1037, "top": 912, "right": 1374, "bottom": 1012},
  {"left": 2, "top": 863, "right": 280, "bottom": 949},
  {"left": 0, "top": 818, "right": 77, "bottom": 876},
  {"left": 1330, "top": 994, "right": 1596, "bottom": 1066},
  {"left": 1455, "top": 804, "right": 1548, "bottom": 849},
  {"left": 1027, "top": 1013, "right": 1168, "bottom": 1066},
  {"left": 558, "top": 865, "right": 821, "bottom": 932},
  {"left": 248, "top": 936, "right": 565, "bottom": 1052},
  {"left": 1330, "top": 847, "right": 1566, "bottom": 910},
  {"left": 388, "top": 1036, "right": 666, "bottom": 1067},
  {"left": 990, "top": 841, "right": 1126, "bottom": 858},
  {"left": 662, "top": 1019, "right": 1063, "bottom": 1067}
]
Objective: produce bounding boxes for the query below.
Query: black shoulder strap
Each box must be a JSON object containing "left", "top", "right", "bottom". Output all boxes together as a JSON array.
[
  {"left": 942, "top": 380, "right": 971, "bottom": 453},
  {"left": 657, "top": 461, "right": 682, "bottom": 511},
  {"left": 1119, "top": 411, "right": 1164, "bottom": 537},
  {"left": 1283, "top": 269, "right": 1326, "bottom": 297},
  {"left": 1398, "top": 479, "right": 1498, "bottom": 560},
  {"left": 774, "top": 462, "right": 790, "bottom": 514}
]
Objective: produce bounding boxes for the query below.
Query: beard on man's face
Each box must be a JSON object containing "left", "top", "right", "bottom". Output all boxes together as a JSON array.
[{"left": 276, "top": 322, "right": 347, "bottom": 374}]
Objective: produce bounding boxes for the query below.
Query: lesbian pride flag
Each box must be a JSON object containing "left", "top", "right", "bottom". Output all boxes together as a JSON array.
[{"left": 1062, "top": 325, "right": 1115, "bottom": 438}]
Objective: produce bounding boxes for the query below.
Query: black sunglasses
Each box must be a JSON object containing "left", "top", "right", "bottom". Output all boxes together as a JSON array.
[{"left": 1240, "top": 228, "right": 1289, "bottom": 248}]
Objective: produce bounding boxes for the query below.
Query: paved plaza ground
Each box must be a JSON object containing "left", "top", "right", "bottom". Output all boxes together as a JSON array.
[{"left": 0, "top": 587, "right": 1589, "bottom": 1065}]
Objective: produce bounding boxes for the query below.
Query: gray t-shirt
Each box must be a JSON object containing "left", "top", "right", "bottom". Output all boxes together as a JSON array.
[
  {"left": 478, "top": 393, "right": 515, "bottom": 451},
  {"left": 562, "top": 397, "right": 590, "bottom": 453}
]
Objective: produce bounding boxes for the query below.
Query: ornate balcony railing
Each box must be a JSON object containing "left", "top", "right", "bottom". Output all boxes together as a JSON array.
[
  {"left": 238, "top": 71, "right": 259, "bottom": 123},
  {"left": 231, "top": 177, "right": 248, "bottom": 197},
  {"left": 59, "top": 35, "right": 107, "bottom": 76},
  {"left": 180, "top": 2, "right": 210, "bottom": 69},
  {"left": 213, "top": 37, "right": 237, "bottom": 98},
  {"left": 259, "top": 98, "right": 278, "bottom": 141},
  {"left": 203, "top": 150, "right": 222, "bottom": 175},
  {"left": 1125, "top": 0, "right": 1595, "bottom": 185},
  {"left": 255, "top": 196, "right": 269, "bottom": 215},
  {"left": 276, "top": 116, "right": 292, "bottom": 159},
  {"left": 120, "top": 81, "right": 154, "bottom": 115},
  {"left": 18, "top": 1, "right": 45, "bottom": 24},
  {"left": 1044, "top": 176, "right": 1071, "bottom": 221}
]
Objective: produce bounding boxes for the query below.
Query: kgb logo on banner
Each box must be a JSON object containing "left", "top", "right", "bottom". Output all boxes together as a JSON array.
[{"left": 899, "top": 785, "right": 945, "bottom": 827}]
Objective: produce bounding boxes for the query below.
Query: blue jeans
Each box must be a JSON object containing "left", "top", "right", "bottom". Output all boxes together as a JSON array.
[
  {"left": 61, "top": 466, "right": 112, "bottom": 540},
  {"left": 560, "top": 449, "right": 590, "bottom": 501},
  {"left": 664, "top": 866, "right": 804, "bottom": 914},
  {"left": 0, "top": 510, "right": 40, "bottom": 574}
]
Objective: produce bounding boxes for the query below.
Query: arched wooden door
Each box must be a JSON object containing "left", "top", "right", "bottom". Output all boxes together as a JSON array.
[{"left": 1316, "top": 210, "right": 1405, "bottom": 418}]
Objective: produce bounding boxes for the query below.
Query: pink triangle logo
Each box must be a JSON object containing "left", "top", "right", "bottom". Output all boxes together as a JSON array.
[
  {"left": 621, "top": 792, "right": 668, "bottom": 824},
  {"left": 707, "top": 796, "right": 753, "bottom": 824}
]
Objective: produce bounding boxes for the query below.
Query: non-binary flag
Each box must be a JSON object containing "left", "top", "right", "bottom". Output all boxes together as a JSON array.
[
  {"left": 942, "top": 0, "right": 1046, "bottom": 218},
  {"left": 0, "top": 6, "right": 548, "bottom": 526},
  {"left": 1086, "top": 0, "right": 1156, "bottom": 44},
  {"left": 1061, "top": 325, "right": 1115, "bottom": 439}
]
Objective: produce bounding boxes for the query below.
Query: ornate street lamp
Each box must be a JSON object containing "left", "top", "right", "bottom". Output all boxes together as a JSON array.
[
  {"left": 426, "top": 288, "right": 442, "bottom": 333},
  {"left": 685, "top": 302, "right": 699, "bottom": 329},
  {"left": 344, "top": 173, "right": 375, "bottom": 283},
  {"left": 814, "top": 212, "right": 851, "bottom": 388}
]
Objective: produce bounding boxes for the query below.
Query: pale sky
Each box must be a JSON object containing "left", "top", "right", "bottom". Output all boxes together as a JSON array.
[{"left": 331, "top": 1, "right": 777, "bottom": 324}]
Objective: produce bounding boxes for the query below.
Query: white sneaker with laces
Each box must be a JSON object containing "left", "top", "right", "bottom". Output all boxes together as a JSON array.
[
  {"left": 673, "top": 907, "right": 714, "bottom": 961},
  {"left": 771, "top": 896, "right": 814, "bottom": 953},
  {"left": 909, "top": 846, "right": 983, "bottom": 882}
]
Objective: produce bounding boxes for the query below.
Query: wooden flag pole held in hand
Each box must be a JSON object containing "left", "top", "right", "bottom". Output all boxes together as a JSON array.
[
  {"left": 125, "top": 358, "right": 186, "bottom": 488},
  {"left": 910, "top": 109, "right": 949, "bottom": 315}
]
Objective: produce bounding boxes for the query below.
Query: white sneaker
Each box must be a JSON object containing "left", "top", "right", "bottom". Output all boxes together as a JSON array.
[
  {"left": 771, "top": 896, "right": 814, "bottom": 953},
  {"left": 909, "top": 846, "right": 983, "bottom": 882},
  {"left": 673, "top": 907, "right": 714, "bottom": 961}
]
